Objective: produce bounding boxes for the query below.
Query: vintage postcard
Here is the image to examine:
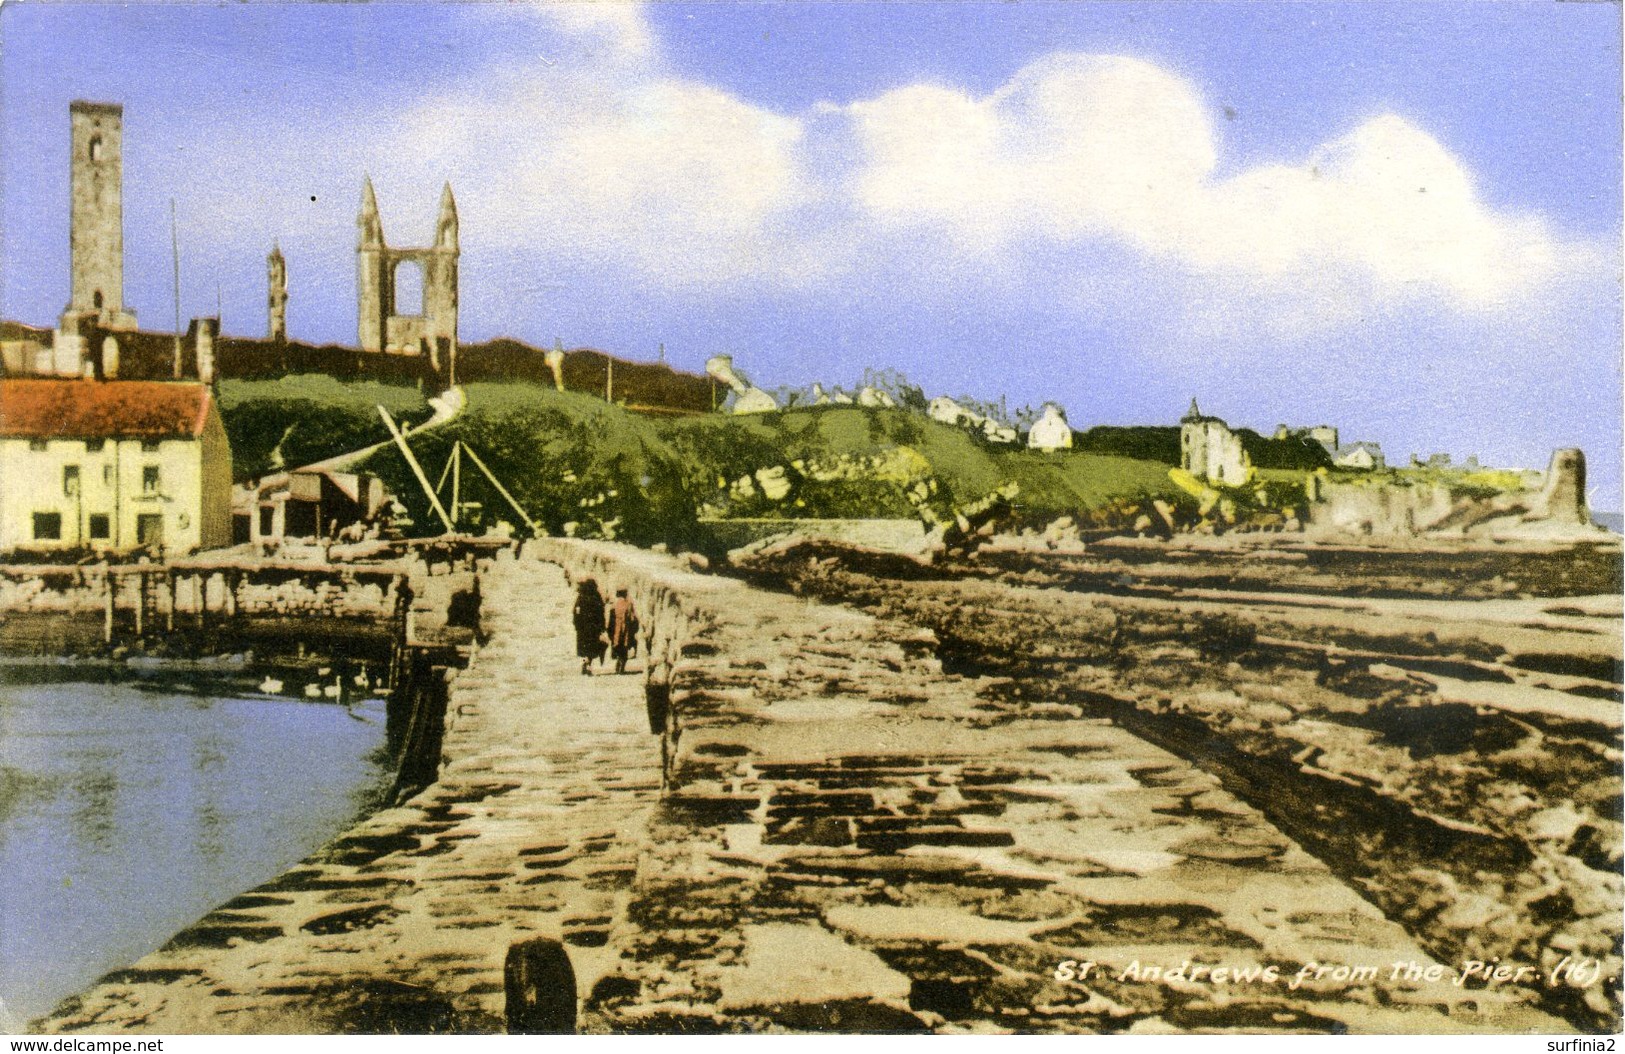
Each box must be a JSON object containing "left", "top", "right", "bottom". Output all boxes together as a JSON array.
[{"left": 0, "top": 0, "right": 1619, "bottom": 1041}]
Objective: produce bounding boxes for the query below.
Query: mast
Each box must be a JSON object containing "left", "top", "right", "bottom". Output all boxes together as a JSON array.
[{"left": 170, "top": 199, "right": 182, "bottom": 379}]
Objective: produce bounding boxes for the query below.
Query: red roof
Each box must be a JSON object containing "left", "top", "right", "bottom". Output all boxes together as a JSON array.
[{"left": 0, "top": 379, "right": 213, "bottom": 440}]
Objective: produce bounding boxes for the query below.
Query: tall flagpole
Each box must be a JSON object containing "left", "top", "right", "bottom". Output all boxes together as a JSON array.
[{"left": 170, "top": 200, "right": 182, "bottom": 379}]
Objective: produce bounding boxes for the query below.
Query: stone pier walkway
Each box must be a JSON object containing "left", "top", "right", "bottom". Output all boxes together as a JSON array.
[{"left": 39, "top": 556, "right": 660, "bottom": 1034}]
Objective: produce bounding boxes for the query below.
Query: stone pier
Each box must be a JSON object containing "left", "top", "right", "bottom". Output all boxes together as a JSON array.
[{"left": 37, "top": 542, "right": 1566, "bottom": 1034}]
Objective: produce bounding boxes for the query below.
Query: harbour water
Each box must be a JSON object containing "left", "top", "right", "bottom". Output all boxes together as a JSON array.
[{"left": 0, "top": 680, "right": 393, "bottom": 1027}]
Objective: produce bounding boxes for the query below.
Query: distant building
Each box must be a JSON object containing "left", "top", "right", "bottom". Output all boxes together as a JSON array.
[
  {"left": 1275, "top": 423, "right": 1339, "bottom": 455},
  {"left": 233, "top": 467, "right": 388, "bottom": 545},
  {"left": 1332, "top": 441, "right": 1385, "bottom": 471},
  {"left": 705, "top": 355, "right": 778, "bottom": 414},
  {"left": 1181, "top": 399, "right": 1251, "bottom": 486},
  {"left": 1026, "top": 403, "right": 1074, "bottom": 451},
  {"left": 267, "top": 242, "right": 288, "bottom": 342},
  {"left": 65, "top": 101, "right": 137, "bottom": 332},
  {"left": 0, "top": 379, "right": 231, "bottom": 553},
  {"left": 927, "top": 395, "right": 1018, "bottom": 444}
]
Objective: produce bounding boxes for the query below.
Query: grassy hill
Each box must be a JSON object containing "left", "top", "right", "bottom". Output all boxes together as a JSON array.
[
  {"left": 227, "top": 377, "right": 1528, "bottom": 549},
  {"left": 333, "top": 383, "right": 1183, "bottom": 546},
  {"left": 219, "top": 375, "right": 430, "bottom": 480}
]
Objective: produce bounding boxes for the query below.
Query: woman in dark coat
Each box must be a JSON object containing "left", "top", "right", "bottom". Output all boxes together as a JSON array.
[{"left": 572, "top": 578, "right": 606, "bottom": 675}]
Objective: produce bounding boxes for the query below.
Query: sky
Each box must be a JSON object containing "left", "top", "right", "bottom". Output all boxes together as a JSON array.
[{"left": 1, "top": 0, "right": 1620, "bottom": 508}]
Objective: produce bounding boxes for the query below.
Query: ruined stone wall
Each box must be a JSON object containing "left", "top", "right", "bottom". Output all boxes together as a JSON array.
[
  {"left": 0, "top": 563, "right": 404, "bottom": 621},
  {"left": 1308, "top": 451, "right": 1598, "bottom": 539},
  {"left": 1309, "top": 481, "right": 1459, "bottom": 536},
  {"left": 699, "top": 518, "right": 929, "bottom": 555}
]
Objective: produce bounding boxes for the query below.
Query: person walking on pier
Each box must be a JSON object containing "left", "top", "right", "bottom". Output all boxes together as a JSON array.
[
  {"left": 607, "top": 587, "right": 639, "bottom": 675},
  {"left": 572, "top": 578, "right": 607, "bottom": 675}
]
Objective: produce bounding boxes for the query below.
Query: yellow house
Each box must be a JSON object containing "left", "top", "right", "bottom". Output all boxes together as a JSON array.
[{"left": 0, "top": 378, "right": 232, "bottom": 554}]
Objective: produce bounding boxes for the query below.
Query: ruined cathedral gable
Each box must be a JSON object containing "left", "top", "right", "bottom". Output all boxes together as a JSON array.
[{"left": 355, "top": 177, "right": 459, "bottom": 374}]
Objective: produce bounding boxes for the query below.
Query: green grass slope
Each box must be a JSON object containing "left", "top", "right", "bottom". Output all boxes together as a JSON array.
[
  {"left": 219, "top": 375, "right": 429, "bottom": 480},
  {"left": 364, "top": 387, "right": 1178, "bottom": 543},
  {"left": 222, "top": 379, "right": 1185, "bottom": 545}
]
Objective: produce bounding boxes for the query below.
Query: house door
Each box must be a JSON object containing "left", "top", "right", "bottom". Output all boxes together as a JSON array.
[{"left": 137, "top": 514, "right": 164, "bottom": 549}]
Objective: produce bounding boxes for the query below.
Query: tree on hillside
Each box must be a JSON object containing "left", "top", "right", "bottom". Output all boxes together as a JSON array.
[{"left": 859, "top": 367, "right": 928, "bottom": 411}]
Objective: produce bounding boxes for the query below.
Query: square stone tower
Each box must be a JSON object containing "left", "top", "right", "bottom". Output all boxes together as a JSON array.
[{"left": 66, "top": 100, "right": 137, "bottom": 331}]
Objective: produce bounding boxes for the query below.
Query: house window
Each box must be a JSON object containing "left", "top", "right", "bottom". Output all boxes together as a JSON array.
[
  {"left": 259, "top": 506, "right": 274, "bottom": 536},
  {"left": 63, "top": 465, "right": 80, "bottom": 497},
  {"left": 136, "top": 514, "right": 163, "bottom": 548},
  {"left": 142, "top": 466, "right": 160, "bottom": 494},
  {"left": 85, "top": 439, "right": 105, "bottom": 453},
  {"left": 140, "top": 439, "right": 162, "bottom": 452},
  {"left": 32, "top": 513, "right": 61, "bottom": 540},
  {"left": 28, "top": 440, "right": 47, "bottom": 452},
  {"left": 103, "top": 465, "right": 115, "bottom": 486},
  {"left": 88, "top": 514, "right": 110, "bottom": 540}
]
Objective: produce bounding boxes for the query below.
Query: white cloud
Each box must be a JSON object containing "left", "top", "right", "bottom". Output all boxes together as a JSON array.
[
  {"left": 840, "top": 53, "right": 1594, "bottom": 317},
  {"left": 849, "top": 55, "right": 1215, "bottom": 250},
  {"left": 387, "top": 32, "right": 817, "bottom": 287},
  {"left": 537, "top": 0, "right": 656, "bottom": 61},
  {"left": 265, "top": 27, "right": 1603, "bottom": 332}
]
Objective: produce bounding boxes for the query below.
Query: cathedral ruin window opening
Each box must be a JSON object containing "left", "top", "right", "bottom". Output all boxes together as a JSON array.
[
  {"left": 93, "top": 290, "right": 104, "bottom": 309},
  {"left": 89, "top": 136, "right": 103, "bottom": 162},
  {"left": 394, "top": 260, "right": 424, "bottom": 317}
]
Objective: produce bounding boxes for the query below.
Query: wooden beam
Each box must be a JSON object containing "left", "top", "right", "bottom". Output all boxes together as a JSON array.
[
  {"left": 460, "top": 444, "right": 539, "bottom": 534},
  {"left": 378, "top": 406, "right": 455, "bottom": 534}
]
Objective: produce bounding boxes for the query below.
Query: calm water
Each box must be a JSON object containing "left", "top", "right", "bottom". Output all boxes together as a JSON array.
[{"left": 0, "top": 682, "right": 393, "bottom": 1027}]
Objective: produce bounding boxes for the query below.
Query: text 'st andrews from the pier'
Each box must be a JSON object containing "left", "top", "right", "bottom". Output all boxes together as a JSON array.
[{"left": 1053, "top": 956, "right": 1612, "bottom": 990}]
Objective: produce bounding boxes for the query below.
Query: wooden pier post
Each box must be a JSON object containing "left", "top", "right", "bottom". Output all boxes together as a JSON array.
[
  {"left": 504, "top": 937, "right": 576, "bottom": 1034},
  {"left": 103, "top": 568, "right": 115, "bottom": 644},
  {"left": 134, "top": 571, "right": 145, "bottom": 638}
]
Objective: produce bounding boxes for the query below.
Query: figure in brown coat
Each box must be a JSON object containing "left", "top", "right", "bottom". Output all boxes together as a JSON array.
[{"left": 606, "top": 588, "right": 639, "bottom": 675}]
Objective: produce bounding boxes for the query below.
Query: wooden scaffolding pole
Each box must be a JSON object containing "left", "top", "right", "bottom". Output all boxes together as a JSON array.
[
  {"left": 459, "top": 444, "right": 540, "bottom": 535},
  {"left": 378, "top": 406, "right": 455, "bottom": 533}
]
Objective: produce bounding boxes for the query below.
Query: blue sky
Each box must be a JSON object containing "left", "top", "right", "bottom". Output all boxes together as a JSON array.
[{"left": 2, "top": 1, "right": 1620, "bottom": 507}]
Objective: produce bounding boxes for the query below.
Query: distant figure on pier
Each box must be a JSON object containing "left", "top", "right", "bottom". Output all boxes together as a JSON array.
[
  {"left": 572, "top": 578, "right": 607, "bottom": 675},
  {"left": 607, "top": 588, "right": 640, "bottom": 675}
]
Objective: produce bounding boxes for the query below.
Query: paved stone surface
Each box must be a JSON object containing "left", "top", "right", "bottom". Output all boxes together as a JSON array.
[
  {"left": 578, "top": 548, "right": 1561, "bottom": 1034},
  {"left": 37, "top": 541, "right": 1571, "bottom": 1034}
]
